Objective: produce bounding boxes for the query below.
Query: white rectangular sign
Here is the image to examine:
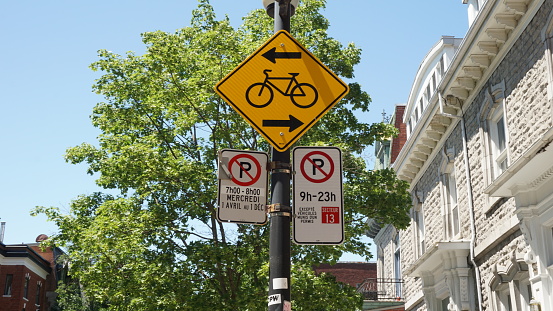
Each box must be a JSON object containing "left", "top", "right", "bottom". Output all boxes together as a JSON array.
[
  {"left": 292, "top": 146, "right": 344, "bottom": 244},
  {"left": 217, "top": 149, "right": 268, "bottom": 224},
  {"left": 268, "top": 294, "right": 281, "bottom": 306}
]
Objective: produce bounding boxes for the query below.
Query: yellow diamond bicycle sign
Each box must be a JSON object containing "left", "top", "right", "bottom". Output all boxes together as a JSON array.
[{"left": 215, "top": 30, "right": 349, "bottom": 152}]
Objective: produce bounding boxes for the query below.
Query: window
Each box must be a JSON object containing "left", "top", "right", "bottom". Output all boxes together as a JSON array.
[
  {"left": 439, "top": 56, "right": 445, "bottom": 77},
  {"left": 426, "top": 84, "right": 431, "bottom": 102},
  {"left": 377, "top": 245, "right": 384, "bottom": 279},
  {"left": 442, "top": 147, "right": 459, "bottom": 239},
  {"left": 393, "top": 234, "right": 402, "bottom": 298},
  {"left": 483, "top": 82, "right": 509, "bottom": 181},
  {"left": 489, "top": 107, "right": 508, "bottom": 178},
  {"left": 35, "top": 282, "right": 41, "bottom": 306},
  {"left": 480, "top": 81, "right": 510, "bottom": 190},
  {"left": 441, "top": 297, "right": 450, "bottom": 311},
  {"left": 3, "top": 274, "right": 13, "bottom": 296},
  {"left": 445, "top": 171, "right": 459, "bottom": 237},
  {"left": 493, "top": 117, "right": 507, "bottom": 174},
  {"left": 498, "top": 290, "right": 513, "bottom": 311},
  {"left": 496, "top": 283, "right": 531, "bottom": 311},
  {"left": 23, "top": 275, "right": 30, "bottom": 299},
  {"left": 413, "top": 193, "right": 425, "bottom": 258},
  {"left": 491, "top": 258, "right": 532, "bottom": 311}
]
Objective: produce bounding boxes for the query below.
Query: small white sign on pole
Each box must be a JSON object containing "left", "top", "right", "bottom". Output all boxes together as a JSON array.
[
  {"left": 217, "top": 149, "right": 268, "bottom": 225},
  {"left": 292, "top": 146, "right": 344, "bottom": 245}
]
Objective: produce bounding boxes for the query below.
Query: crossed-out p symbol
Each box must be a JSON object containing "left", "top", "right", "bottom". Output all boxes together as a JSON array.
[
  {"left": 300, "top": 151, "right": 334, "bottom": 183},
  {"left": 229, "top": 154, "right": 262, "bottom": 187}
]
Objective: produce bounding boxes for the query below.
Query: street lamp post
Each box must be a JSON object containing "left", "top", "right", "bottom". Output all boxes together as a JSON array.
[
  {"left": 262, "top": 0, "right": 299, "bottom": 31},
  {"left": 261, "top": 2, "right": 299, "bottom": 310}
]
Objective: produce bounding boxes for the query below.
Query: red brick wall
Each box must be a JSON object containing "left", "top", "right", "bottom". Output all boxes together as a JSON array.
[
  {"left": 314, "top": 262, "right": 376, "bottom": 287},
  {"left": 0, "top": 263, "right": 48, "bottom": 311},
  {"left": 391, "top": 105, "right": 406, "bottom": 164}
]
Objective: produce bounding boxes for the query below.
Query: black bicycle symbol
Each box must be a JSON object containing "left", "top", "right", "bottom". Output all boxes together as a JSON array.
[{"left": 246, "top": 69, "right": 318, "bottom": 109}]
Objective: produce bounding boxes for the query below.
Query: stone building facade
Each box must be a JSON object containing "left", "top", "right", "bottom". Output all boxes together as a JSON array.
[{"left": 376, "top": 0, "right": 553, "bottom": 310}]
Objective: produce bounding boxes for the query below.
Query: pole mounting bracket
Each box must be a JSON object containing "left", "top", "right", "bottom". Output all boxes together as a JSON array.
[
  {"left": 269, "top": 161, "right": 291, "bottom": 175},
  {"left": 267, "top": 203, "right": 292, "bottom": 214}
]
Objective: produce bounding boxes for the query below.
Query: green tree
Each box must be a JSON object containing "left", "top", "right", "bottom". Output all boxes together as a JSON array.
[{"left": 34, "top": 1, "right": 411, "bottom": 310}]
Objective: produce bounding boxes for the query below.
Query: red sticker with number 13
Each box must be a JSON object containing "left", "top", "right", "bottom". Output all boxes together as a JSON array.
[{"left": 321, "top": 207, "right": 340, "bottom": 224}]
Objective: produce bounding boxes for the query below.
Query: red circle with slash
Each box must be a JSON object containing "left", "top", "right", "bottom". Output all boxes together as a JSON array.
[
  {"left": 299, "top": 151, "right": 334, "bottom": 183},
  {"left": 228, "top": 154, "right": 262, "bottom": 186}
]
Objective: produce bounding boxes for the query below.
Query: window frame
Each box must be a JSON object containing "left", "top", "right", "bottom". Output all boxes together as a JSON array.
[
  {"left": 412, "top": 192, "right": 426, "bottom": 258},
  {"left": 35, "top": 281, "right": 42, "bottom": 306},
  {"left": 377, "top": 244, "right": 385, "bottom": 279},
  {"left": 441, "top": 147, "right": 460, "bottom": 240},
  {"left": 445, "top": 170, "right": 460, "bottom": 237},
  {"left": 393, "top": 234, "right": 402, "bottom": 298},
  {"left": 441, "top": 297, "right": 451, "bottom": 311},
  {"left": 23, "top": 274, "right": 30, "bottom": 300},
  {"left": 439, "top": 56, "right": 445, "bottom": 77},
  {"left": 3, "top": 274, "right": 13, "bottom": 296},
  {"left": 490, "top": 259, "right": 532, "bottom": 311},
  {"left": 478, "top": 81, "right": 512, "bottom": 210},
  {"left": 488, "top": 105, "right": 508, "bottom": 179}
]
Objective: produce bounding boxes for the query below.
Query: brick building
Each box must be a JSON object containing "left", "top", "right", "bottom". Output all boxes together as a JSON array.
[
  {"left": 313, "top": 262, "right": 405, "bottom": 311},
  {"left": 0, "top": 233, "right": 64, "bottom": 311},
  {"left": 314, "top": 262, "right": 376, "bottom": 288},
  {"left": 380, "top": 0, "right": 553, "bottom": 310},
  {"left": 375, "top": 105, "right": 407, "bottom": 171}
]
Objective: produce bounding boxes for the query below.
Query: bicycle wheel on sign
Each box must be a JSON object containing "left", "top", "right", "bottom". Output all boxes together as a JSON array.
[
  {"left": 246, "top": 83, "right": 273, "bottom": 108},
  {"left": 290, "top": 83, "right": 318, "bottom": 108}
]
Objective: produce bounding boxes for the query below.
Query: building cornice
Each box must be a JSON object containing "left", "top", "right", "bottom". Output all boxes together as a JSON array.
[
  {"left": 394, "top": 0, "right": 545, "bottom": 185},
  {"left": 405, "top": 240, "right": 471, "bottom": 277},
  {"left": 0, "top": 243, "right": 52, "bottom": 278},
  {"left": 485, "top": 127, "right": 553, "bottom": 198}
]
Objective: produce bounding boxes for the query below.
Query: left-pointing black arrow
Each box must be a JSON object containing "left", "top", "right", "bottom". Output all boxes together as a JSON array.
[
  {"left": 263, "top": 115, "right": 304, "bottom": 132},
  {"left": 262, "top": 47, "right": 302, "bottom": 64}
]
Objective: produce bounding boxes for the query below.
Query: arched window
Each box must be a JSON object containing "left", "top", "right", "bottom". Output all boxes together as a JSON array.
[
  {"left": 489, "top": 256, "right": 532, "bottom": 311},
  {"left": 480, "top": 81, "right": 510, "bottom": 184}
]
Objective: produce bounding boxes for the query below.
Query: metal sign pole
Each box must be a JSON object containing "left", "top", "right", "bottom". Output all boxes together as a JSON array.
[
  {"left": 214, "top": 1, "right": 348, "bottom": 308},
  {"left": 268, "top": 3, "right": 292, "bottom": 311}
]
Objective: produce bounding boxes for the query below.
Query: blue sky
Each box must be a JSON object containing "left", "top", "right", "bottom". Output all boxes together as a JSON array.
[{"left": 0, "top": 1, "right": 468, "bottom": 260}]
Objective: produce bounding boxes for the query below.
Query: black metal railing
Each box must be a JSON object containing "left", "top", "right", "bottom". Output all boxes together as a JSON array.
[{"left": 356, "top": 278, "right": 404, "bottom": 301}]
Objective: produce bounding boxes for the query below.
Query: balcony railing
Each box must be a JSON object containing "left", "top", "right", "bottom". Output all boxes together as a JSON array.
[{"left": 356, "top": 278, "right": 404, "bottom": 301}]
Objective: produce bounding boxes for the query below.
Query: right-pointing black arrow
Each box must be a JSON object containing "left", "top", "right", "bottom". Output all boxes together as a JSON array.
[
  {"left": 262, "top": 47, "right": 302, "bottom": 64},
  {"left": 263, "top": 115, "right": 304, "bottom": 132}
]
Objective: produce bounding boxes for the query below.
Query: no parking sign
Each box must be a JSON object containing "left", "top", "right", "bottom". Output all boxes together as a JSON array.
[
  {"left": 218, "top": 149, "right": 269, "bottom": 224},
  {"left": 292, "top": 146, "right": 344, "bottom": 244}
]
